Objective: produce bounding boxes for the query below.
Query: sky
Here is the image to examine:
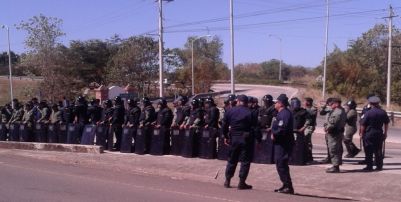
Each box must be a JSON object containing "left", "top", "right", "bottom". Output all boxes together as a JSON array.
[{"left": 1, "top": 0, "right": 401, "bottom": 68}]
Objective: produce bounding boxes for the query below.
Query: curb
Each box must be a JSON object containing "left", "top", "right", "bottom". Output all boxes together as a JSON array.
[{"left": 0, "top": 141, "right": 104, "bottom": 154}]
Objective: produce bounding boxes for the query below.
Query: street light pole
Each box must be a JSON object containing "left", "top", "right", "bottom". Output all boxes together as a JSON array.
[
  {"left": 2, "top": 25, "right": 14, "bottom": 108},
  {"left": 191, "top": 35, "right": 211, "bottom": 96},
  {"left": 269, "top": 34, "right": 283, "bottom": 81},
  {"left": 322, "top": 0, "right": 330, "bottom": 100},
  {"left": 229, "top": 0, "right": 235, "bottom": 94},
  {"left": 158, "top": 0, "right": 164, "bottom": 97}
]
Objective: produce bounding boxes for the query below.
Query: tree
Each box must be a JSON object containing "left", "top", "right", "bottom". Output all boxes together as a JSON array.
[
  {"left": 17, "top": 14, "right": 66, "bottom": 101},
  {"left": 106, "top": 36, "right": 159, "bottom": 95}
]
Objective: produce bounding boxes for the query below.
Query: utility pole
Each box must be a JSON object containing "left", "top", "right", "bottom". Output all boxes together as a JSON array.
[
  {"left": 385, "top": 5, "right": 397, "bottom": 110},
  {"left": 158, "top": 0, "right": 164, "bottom": 97},
  {"left": 230, "top": 0, "right": 235, "bottom": 94},
  {"left": 1, "top": 25, "right": 14, "bottom": 108},
  {"left": 322, "top": 0, "right": 329, "bottom": 100},
  {"left": 269, "top": 34, "right": 282, "bottom": 81}
]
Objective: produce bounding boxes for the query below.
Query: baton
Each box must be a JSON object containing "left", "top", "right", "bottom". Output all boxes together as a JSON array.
[{"left": 383, "top": 140, "right": 386, "bottom": 159}]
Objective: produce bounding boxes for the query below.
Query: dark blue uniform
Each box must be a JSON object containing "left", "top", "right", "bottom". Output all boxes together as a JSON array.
[
  {"left": 272, "top": 108, "right": 294, "bottom": 189},
  {"left": 223, "top": 105, "right": 253, "bottom": 181},
  {"left": 360, "top": 107, "right": 389, "bottom": 169}
]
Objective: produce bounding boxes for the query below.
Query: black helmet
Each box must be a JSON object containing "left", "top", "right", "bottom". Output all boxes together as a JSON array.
[
  {"left": 228, "top": 94, "right": 237, "bottom": 102},
  {"left": 177, "top": 95, "right": 188, "bottom": 105},
  {"left": 158, "top": 98, "right": 167, "bottom": 107},
  {"left": 103, "top": 99, "right": 112, "bottom": 108},
  {"left": 205, "top": 97, "right": 215, "bottom": 105},
  {"left": 248, "top": 96, "right": 258, "bottom": 104},
  {"left": 114, "top": 96, "right": 122, "bottom": 105},
  {"left": 262, "top": 94, "right": 273, "bottom": 103},
  {"left": 346, "top": 100, "right": 357, "bottom": 109},
  {"left": 127, "top": 98, "right": 138, "bottom": 106},
  {"left": 77, "top": 96, "right": 86, "bottom": 104},
  {"left": 90, "top": 98, "right": 96, "bottom": 105},
  {"left": 290, "top": 97, "right": 301, "bottom": 110},
  {"left": 191, "top": 98, "right": 200, "bottom": 108},
  {"left": 142, "top": 97, "right": 151, "bottom": 106}
]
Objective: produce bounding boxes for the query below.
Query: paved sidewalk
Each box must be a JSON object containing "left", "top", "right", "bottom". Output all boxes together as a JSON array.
[{"left": 1, "top": 132, "right": 400, "bottom": 202}]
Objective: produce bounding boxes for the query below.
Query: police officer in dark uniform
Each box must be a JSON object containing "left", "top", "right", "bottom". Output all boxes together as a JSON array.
[
  {"left": 139, "top": 97, "right": 157, "bottom": 153},
  {"left": 185, "top": 99, "right": 205, "bottom": 129},
  {"left": 223, "top": 94, "right": 258, "bottom": 190},
  {"left": 271, "top": 94, "right": 294, "bottom": 194},
  {"left": 290, "top": 97, "right": 308, "bottom": 165},
  {"left": 258, "top": 94, "right": 276, "bottom": 129},
  {"left": 172, "top": 96, "right": 186, "bottom": 129},
  {"left": 155, "top": 98, "right": 173, "bottom": 128},
  {"left": 88, "top": 99, "right": 102, "bottom": 125},
  {"left": 360, "top": 96, "right": 389, "bottom": 171},
  {"left": 204, "top": 97, "right": 219, "bottom": 129},
  {"left": 125, "top": 98, "right": 141, "bottom": 128},
  {"left": 73, "top": 96, "right": 89, "bottom": 125},
  {"left": 101, "top": 100, "right": 114, "bottom": 125},
  {"left": 111, "top": 96, "right": 125, "bottom": 150}
]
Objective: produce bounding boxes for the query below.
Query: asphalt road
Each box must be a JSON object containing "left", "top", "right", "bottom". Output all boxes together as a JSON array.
[{"left": 0, "top": 150, "right": 341, "bottom": 202}]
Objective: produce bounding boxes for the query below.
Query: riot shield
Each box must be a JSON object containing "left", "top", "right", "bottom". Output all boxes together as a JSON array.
[
  {"left": 34, "top": 123, "right": 48, "bottom": 143},
  {"left": 81, "top": 124, "right": 96, "bottom": 145},
  {"left": 120, "top": 126, "right": 134, "bottom": 153},
  {"left": 58, "top": 124, "right": 68, "bottom": 144},
  {"left": 289, "top": 132, "right": 306, "bottom": 165},
  {"left": 134, "top": 127, "right": 150, "bottom": 155},
  {"left": 150, "top": 127, "right": 170, "bottom": 155},
  {"left": 67, "top": 124, "right": 81, "bottom": 144},
  {"left": 95, "top": 124, "right": 109, "bottom": 149},
  {"left": 19, "top": 123, "right": 33, "bottom": 142},
  {"left": 217, "top": 130, "right": 229, "bottom": 161},
  {"left": 198, "top": 128, "right": 217, "bottom": 159},
  {"left": 181, "top": 128, "right": 199, "bottom": 158},
  {"left": 47, "top": 124, "right": 59, "bottom": 143},
  {"left": 170, "top": 128, "right": 183, "bottom": 155},
  {"left": 0, "top": 123, "right": 7, "bottom": 141},
  {"left": 9, "top": 123, "right": 20, "bottom": 141},
  {"left": 252, "top": 129, "right": 274, "bottom": 164}
]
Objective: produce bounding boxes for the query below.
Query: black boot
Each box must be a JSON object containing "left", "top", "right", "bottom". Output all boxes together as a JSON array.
[
  {"left": 326, "top": 166, "right": 340, "bottom": 173},
  {"left": 274, "top": 185, "right": 285, "bottom": 192},
  {"left": 224, "top": 178, "right": 231, "bottom": 188},
  {"left": 277, "top": 185, "right": 294, "bottom": 195},
  {"left": 238, "top": 178, "right": 252, "bottom": 190}
]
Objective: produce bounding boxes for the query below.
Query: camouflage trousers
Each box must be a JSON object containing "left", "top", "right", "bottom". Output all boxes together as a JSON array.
[
  {"left": 326, "top": 133, "right": 344, "bottom": 166},
  {"left": 304, "top": 126, "right": 315, "bottom": 162}
]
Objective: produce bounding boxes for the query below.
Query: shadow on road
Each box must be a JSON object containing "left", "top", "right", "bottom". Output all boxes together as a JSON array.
[{"left": 294, "top": 193, "right": 358, "bottom": 201}]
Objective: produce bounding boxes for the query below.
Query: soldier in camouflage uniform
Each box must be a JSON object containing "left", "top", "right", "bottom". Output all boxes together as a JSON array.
[
  {"left": 320, "top": 97, "right": 333, "bottom": 164},
  {"left": 344, "top": 100, "right": 360, "bottom": 158},
  {"left": 304, "top": 97, "right": 317, "bottom": 163},
  {"left": 324, "top": 98, "right": 347, "bottom": 173},
  {"left": 21, "top": 102, "right": 35, "bottom": 141},
  {"left": 8, "top": 100, "right": 24, "bottom": 125},
  {"left": 37, "top": 101, "right": 51, "bottom": 124},
  {"left": 50, "top": 104, "right": 62, "bottom": 124}
]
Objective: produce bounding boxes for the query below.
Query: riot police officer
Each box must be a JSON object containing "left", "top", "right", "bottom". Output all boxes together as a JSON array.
[
  {"left": 344, "top": 100, "right": 360, "bottom": 158},
  {"left": 100, "top": 100, "right": 114, "bottom": 125},
  {"left": 271, "top": 94, "right": 294, "bottom": 194},
  {"left": 258, "top": 94, "right": 276, "bottom": 129},
  {"left": 320, "top": 97, "right": 334, "bottom": 164},
  {"left": 111, "top": 96, "right": 125, "bottom": 150},
  {"left": 88, "top": 99, "right": 102, "bottom": 125},
  {"left": 1, "top": 103, "right": 12, "bottom": 124},
  {"left": 139, "top": 97, "right": 157, "bottom": 153},
  {"left": 223, "top": 94, "right": 256, "bottom": 190},
  {"left": 21, "top": 102, "right": 35, "bottom": 142},
  {"left": 125, "top": 98, "right": 141, "bottom": 128},
  {"left": 324, "top": 98, "right": 347, "bottom": 173},
  {"left": 204, "top": 97, "right": 219, "bottom": 129},
  {"left": 8, "top": 100, "right": 24, "bottom": 124},
  {"left": 73, "top": 96, "right": 89, "bottom": 125},
  {"left": 185, "top": 99, "right": 205, "bottom": 129},
  {"left": 360, "top": 96, "right": 389, "bottom": 171},
  {"left": 50, "top": 104, "right": 62, "bottom": 124},
  {"left": 155, "top": 98, "right": 173, "bottom": 128},
  {"left": 171, "top": 96, "right": 189, "bottom": 129},
  {"left": 37, "top": 101, "right": 51, "bottom": 124},
  {"left": 304, "top": 97, "right": 317, "bottom": 163},
  {"left": 290, "top": 97, "right": 308, "bottom": 165}
]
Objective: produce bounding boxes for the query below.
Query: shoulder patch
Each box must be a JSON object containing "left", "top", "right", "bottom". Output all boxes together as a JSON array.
[{"left": 278, "top": 120, "right": 284, "bottom": 126}]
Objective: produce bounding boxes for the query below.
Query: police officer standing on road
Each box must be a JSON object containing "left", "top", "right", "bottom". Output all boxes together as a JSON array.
[
  {"left": 320, "top": 97, "right": 334, "bottom": 164},
  {"left": 50, "top": 104, "right": 62, "bottom": 124},
  {"left": 344, "top": 100, "right": 361, "bottom": 158},
  {"left": 204, "top": 97, "right": 219, "bottom": 129},
  {"left": 155, "top": 98, "right": 174, "bottom": 129},
  {"left": 258, "top": 94, "right": 276, "bottom": 129},
  {"left": 290, "top": 97, "right": 308, "bottom": 165},
  {"left": 304, "top": 97, "right": 317, "bottom": 163},
  {"left": 8, "top": 99, "right": 24, "bottom": 125},
  {"left": 37, "top": 101, "right": 51, "bottom": 124},
  {"left": 111, "top": 96, "right": 125, "bottom": 151},
  {"left": 271, "top": 94, "right": 295, "bottom": 194},
  {"left": 88, "top": 99, "right": 102, "bottom": 125},
  {"left": 100, "top": 100, "right": 113, "bottom": 125},
  {"left": 171, "top": 96, "right": 189, "bottom": 129},
  {"left": 324, "top": 98, "right": 347, "bottom": 173},
  {"left": 21, "top": 102, "right": 35, "bottom": 142},
  {"left": 139, "top": 97, "right": 157, "bottom": 153},
  {"left": 185, "top": 99, "right": 205, "bottom": 129},
  {"left": 223, "top": 94, "right": 257, "bottom": 190},
  {"left": 125, "top": 98, "right": 141, "bottom": 128},
  {"left": 360, "top": 96, "right": 389, "bottom": 171}
]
